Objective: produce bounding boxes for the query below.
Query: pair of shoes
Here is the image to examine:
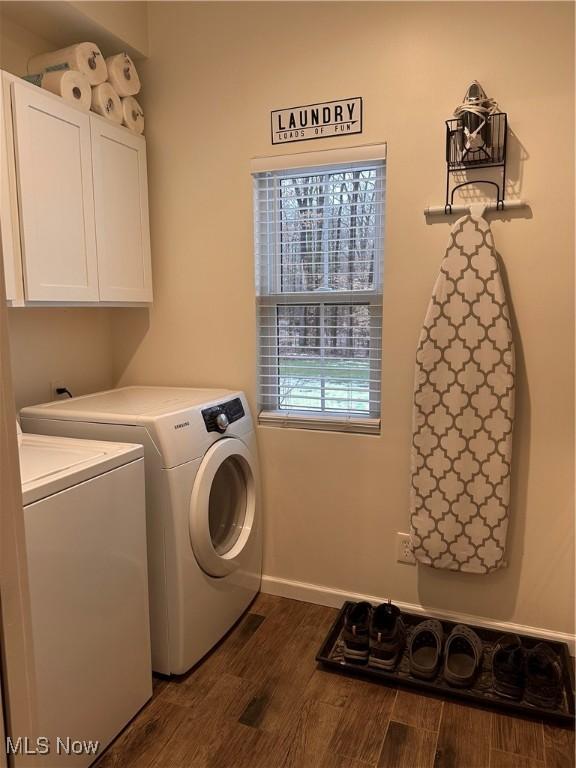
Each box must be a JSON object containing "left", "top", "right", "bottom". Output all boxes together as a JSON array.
[
  {"left": 342, "top": 601, "right": 406, "bottom": 670},
  {"left": 492, "top": 635, "right": 563, "bottom": 708},
  {"left": 409, "top": 620, "right": 483, "bottom": 687}
]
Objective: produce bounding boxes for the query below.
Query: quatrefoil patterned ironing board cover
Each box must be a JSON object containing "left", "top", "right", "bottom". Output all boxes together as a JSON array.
[{"left": 410, "top": 211, "right": 515, "bottom": 574}]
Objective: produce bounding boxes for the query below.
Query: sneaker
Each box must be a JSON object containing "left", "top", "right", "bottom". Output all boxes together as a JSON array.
[
  {"left": 342, "top": 601, "right": 371, "bottom": 664},
  {"left": 525, "top": 643, "right": 563, "bottom": 709},
  {"left": 369, "top": 600, "right": 406, "bottom": 670},
  {"left": 492, "top": 634, "right": 525, "bottom": 700}
]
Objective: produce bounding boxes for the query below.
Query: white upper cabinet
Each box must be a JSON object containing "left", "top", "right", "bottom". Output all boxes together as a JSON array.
[
  {"left": 91, "top": 118, "right": 152, "bottom": 303},
  {"left": 1, "top": 72, "right": 152, "bottom": 306},
  {"left": 11, "top": 80, "right": 99, "bottom": 302}
]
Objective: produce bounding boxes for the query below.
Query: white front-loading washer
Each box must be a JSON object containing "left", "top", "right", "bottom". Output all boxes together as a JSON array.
[{"left": 21, "top": 387, "right": 262, "bottom": 675}]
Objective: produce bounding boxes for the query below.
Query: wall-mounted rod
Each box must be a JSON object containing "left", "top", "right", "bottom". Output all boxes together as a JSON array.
[{"left": 424, "top": 200, "right": 529, "bottom": 216}]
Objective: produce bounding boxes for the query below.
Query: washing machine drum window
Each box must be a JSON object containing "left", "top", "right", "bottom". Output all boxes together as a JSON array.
[
  {"left": 209, "top": 456, "right": 246, "bottom": 555},
  {"left": 189, "top": 438, "right": 256, "bottom": 577}
]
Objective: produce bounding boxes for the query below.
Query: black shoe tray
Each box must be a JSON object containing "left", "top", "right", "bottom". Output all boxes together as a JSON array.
[{"left": 316, "top": 602, "right": 575, "bottom": 726}]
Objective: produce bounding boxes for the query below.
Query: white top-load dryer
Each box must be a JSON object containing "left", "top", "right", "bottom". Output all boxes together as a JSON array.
[
  {"left": 17, "top": 427, "right": 151, "bottom": 766},
  {"left": 21, "top": 387, "right": 262, "bottom": 675}
]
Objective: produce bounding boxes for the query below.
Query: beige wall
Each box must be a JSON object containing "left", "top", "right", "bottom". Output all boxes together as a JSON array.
[
  {"left": 0, "top": 12, "right": 126, "bottom": 410},
  {"left": 2, "top": 1, "right": 571, "bottom": 636},
  {"left": 7, "top": 309, "right": 114, "bottom": 412},
  {"left": 0, "top": 1, "right": 149, "bottom": 59},
  {"left": 0, "top": 14, "right": 54, "bottom": 72},
  {"left": 69, "top": 1, "right": 149, "bottom": 56},
  {"left": 113, "top": 1, "right": 575, "bottom": 635}
]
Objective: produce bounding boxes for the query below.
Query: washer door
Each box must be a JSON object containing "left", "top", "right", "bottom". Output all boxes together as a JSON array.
[{"left": 189, "top": 438, "right": 256, "bottom": 577}]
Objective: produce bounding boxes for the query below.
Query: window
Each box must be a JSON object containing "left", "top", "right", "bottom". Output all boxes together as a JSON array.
[{"left": 253, "top": 145, "right": 386, "bottom": 433}]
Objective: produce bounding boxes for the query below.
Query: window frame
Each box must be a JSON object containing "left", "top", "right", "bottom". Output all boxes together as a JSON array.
[{"left": 252, "top": 144, "right": 387, "bottom": 434}]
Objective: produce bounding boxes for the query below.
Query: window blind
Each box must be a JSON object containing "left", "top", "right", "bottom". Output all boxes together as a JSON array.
[{"left": 253, "top": 152, "right": 385, "bottom": 432}]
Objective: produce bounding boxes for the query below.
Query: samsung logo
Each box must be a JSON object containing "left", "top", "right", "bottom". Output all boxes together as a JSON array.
[{"left": 174, "top": 421, "right": 190, "bottom": 430}]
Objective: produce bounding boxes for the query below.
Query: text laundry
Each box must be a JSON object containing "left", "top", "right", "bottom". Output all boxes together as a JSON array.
[
  {"left": 271, "top": 97, "right": 363, "bottom": 144},
  {"left": 277, "top": 103, "right": 357, "bottom": 130}
]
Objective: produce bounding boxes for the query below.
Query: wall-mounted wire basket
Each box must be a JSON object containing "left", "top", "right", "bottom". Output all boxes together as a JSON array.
[
  {"left": 446, "top": 112, "right": 507, "bottom": 170},
  {"left": 425, "top": 82, "right": 527, "bottom": 216},
  {"left": 443, "top": 110, "right": 509, "bottom": 213}
]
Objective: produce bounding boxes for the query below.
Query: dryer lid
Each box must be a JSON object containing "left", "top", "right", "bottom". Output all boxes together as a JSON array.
[
  {"left": 19, "top": 386, "right": 236, "bottom": 421},
  {"left": 19, "top": 434, "right": 143, "bottom": 505}
]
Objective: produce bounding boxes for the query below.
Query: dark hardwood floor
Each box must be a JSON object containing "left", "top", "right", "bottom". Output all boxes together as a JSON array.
[{"left": 95, "top": 594, "right": 575, "bottom": 768}]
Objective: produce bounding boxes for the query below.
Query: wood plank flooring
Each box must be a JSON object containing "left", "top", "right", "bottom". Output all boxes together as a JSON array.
[{"left": 95, "top": 595, "right": 575, "bottom": 768}]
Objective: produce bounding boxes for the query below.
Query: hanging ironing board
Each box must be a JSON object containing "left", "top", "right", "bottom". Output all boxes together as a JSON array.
[{"left": 410, "top": 207, "right": 515, "bottom": 574}]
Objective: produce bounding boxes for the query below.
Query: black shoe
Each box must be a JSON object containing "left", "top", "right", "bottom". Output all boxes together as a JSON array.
[
  {"left": 525, "top": 644, "right": 563, "bottom": 709},
  {"left": 342, "top": 601, "right": 371, "bottom": 664},
  {"left": 369, "top": 601, "right": 406, "bottom": 671},
  {"left": 492, "top": 634, "right": 524, "bottom": 700}
]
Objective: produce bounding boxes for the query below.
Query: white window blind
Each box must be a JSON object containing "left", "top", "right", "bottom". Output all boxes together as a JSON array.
[{"left": 253, "top": 147, "right": 386, "bottom": 433}]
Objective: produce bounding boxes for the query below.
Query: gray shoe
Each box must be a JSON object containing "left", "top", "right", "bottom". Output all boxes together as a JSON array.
[
  {"left": 409, "top": 619, "right": 444, "bottom": 680},
  {"left": 443, "top": 624, "right": 483, "bottom": 687}
]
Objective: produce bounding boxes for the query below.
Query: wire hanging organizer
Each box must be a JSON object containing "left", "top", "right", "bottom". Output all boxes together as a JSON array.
[{"left": 425, "top": 81, "right": 529, "bottom": 217}]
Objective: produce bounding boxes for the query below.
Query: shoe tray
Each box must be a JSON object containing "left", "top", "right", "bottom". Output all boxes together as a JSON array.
[{"left": 316, "top": 602, "right": 575, "bottom": 726}]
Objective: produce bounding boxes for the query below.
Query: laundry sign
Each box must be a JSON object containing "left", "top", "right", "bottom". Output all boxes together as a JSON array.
[{"left": 271, "top": 97, "right": 363, "bottom": 145}]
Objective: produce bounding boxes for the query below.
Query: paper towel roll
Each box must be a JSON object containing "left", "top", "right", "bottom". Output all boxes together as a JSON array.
[
  {"left": 40, "top": 70, "right": 91, "bottom": 112},
  {"left": 28, "top": 43, "right": 108, "bottom": 86},
  {"left": 121, "top": 96, "right": 144, "bottom": 135},
  {"left": 105, "top": 53, "right": 141, "bottom": 97},
  {"left": 91, "top": 83, "right": 123, "bottom": 124}
]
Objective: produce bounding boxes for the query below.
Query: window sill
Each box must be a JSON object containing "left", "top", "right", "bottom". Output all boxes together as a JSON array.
[{"left": 258, "top": 410, "right": 380, "bottom": 435}]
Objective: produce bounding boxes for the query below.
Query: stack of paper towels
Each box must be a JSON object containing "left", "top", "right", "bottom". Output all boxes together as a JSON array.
[{"left": 26, "top": 43, "right": 144, "bottom": 135}]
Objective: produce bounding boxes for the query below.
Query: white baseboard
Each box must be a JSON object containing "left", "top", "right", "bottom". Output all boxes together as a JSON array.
[{"left": 261, "top": 574, "right": 576, "bottom": 655}]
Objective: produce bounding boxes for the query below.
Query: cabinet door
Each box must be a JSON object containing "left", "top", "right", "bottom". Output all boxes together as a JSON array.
[
  {"left": 91, "top": 117, "right": 152, "bottom": 303},
  {"left": 11, "top": 81, "right": 99, "bottom": 302}
]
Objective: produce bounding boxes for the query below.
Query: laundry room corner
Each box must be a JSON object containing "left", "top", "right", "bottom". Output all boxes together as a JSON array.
[
  {"left": 0, "top": 1, "right": 574, "bottom": 765},
  {"left": 109, "top": 1, "right": 575, "bottom": 640}
]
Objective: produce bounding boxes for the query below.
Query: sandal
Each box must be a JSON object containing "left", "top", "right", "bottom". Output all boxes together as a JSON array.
[
  {"left": 408, "top": 619, "right": 444, "bottom": 679},
  {"left": 443, "top": 624, "right": 483, "bottom": 687}
]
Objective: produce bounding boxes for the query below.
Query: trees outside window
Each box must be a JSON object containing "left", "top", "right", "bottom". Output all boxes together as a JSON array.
[{"left": 255, "top": 157, "right": 385, "bottom": 421}]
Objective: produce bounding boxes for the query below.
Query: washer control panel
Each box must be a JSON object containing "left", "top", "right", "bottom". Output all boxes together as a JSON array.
[{"left": 202, "top": 398, "right": 245, "bottom": 433}]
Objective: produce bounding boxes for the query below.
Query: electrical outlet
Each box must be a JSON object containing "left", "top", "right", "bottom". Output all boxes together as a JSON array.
[{"left": 396, "top": 532, "right": 416, "bottom": 565}]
